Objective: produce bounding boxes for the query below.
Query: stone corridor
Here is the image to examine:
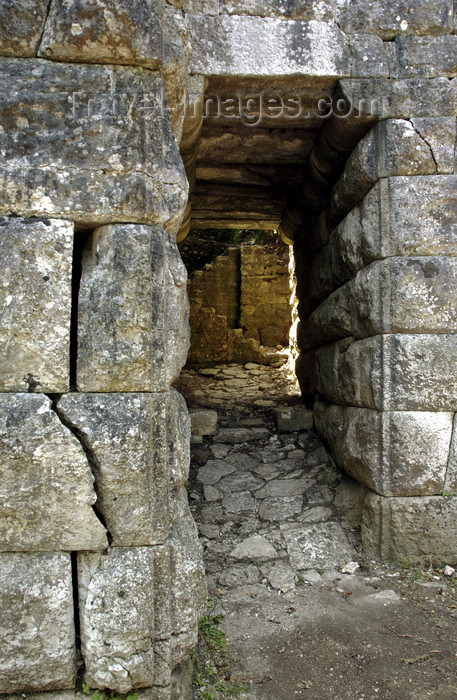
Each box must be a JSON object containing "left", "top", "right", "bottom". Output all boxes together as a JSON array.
[{"left": 175, "top": 364, "right": 457, "bottom": 700}]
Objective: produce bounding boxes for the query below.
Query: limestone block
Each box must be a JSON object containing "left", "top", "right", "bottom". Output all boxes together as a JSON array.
[
  {"left": 274, "top": 405, "right": 314, "bottom": 432},
  {"left": 391, "top": 36, "right": 457, "bottom": 78},
  {"left": 0, "top": 58, "right": 187, "bottom": 231},
  {"left": 362, "top": 492, "right": 457, "bottom": 566},
  {"left": 332, "top": 120, "right": 438, "bottom": 222},
  {"left": 0, "top": 0, "right": 50, "bottom": 57},
  {"left": 78, "top": 497, "right": 206, "bottom": 693},
  {"left": 0, "top": 217, "right": 72, "bottom": 393},
  {"left": 188, "top": 16, "right": 350, "bottom": 77},
  {"left": 336, "top": 0, "right": 453, "bottom": 39},
  {"left": 313, "top": 335, "right": 457, "bottom": 411},
  {"left": 182, "top": 0, "right": 220, "bottom": 15},
  {"left": 349, "top": 33, "right": 390, "bottom": 78},
  {"left": 334, "top": 477, "right": 367, "bottom": 527},
  {"left": 219, "top": 0, "right": 336, "bottom": 21},
  {"left": 352, "top": 257, "right": 457, "bottom": 337},
  {"left": 0, "top": 394, "right": 107, "bottom": 552},
  {"left": 410, "top": 118, "right": 456, "bottom": 174},
  {"left": 281, "top": 522, "right": 353, "bottom": 570},
  {"left": 339, "top": 77, "right": 457, "bottom": 120},
  {"left": 58, "top": 390, "right": 190, "bottom": 546},
  {"left": 298, "top": 282, "right": 353, "bottom": 351},
  {"left": 0, "top": 552, "right": 76, "bottom": 693},
  {"left": 340, "top": 407, "right": 452, "bottom": 496},
  {"left": 77, "top": 225, "right": 189, "bottom": 393},
  {"left": 443, "top": 415, "right": 457, "bottom": 495},
  {"left": 39, "top": 0, "right": 188, "bottom": 73}
]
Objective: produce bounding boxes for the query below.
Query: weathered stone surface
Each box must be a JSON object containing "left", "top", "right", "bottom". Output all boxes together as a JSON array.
[
  {"left": 411, "top": 117, "right": 456, "bottom": 173},
  {"left": 77, "top": 225, "right": 189, "bottom": 393},
  {"left": 0, "top": 552, "right": 76, "bottom": 693},
  {"left": 260, "top": 561, "right": 295, "bottom": 592},
  {"left": 312, "top": 335, "right": 457, "bottom": 411},
  {"left": 189, "top": 409, "right": 218, "bottom": 436},
  {"left": 274, "top": 405, "right": 314, "bottom": 432},
  {"left": 391, "top": 35, "right": 457, "bottom": 78},
  {"left": 255, "top": 477, "right": 309, "bottom": 499},
  {"left": 281, "top": 522, "right": 352, "bottom": 570},
  {"left": 444, "top": 415, "right": 457, "bottom": 495},
  {"left": 229, "top": 535, "right": 278, "bottom": 561},
  {"left": 336, "top": 0, "right": 454, "bottom": 39},
  {"left": 188, "top": 16, "right": 350, "bottom": 77},
  {"left": 58, "top": 390, "right": 190, "bottom": 546},
  {"left": 0, "top": 217, "right": 72, "bottom": 393},
  {"left": 334, "top": 477, "right": 366, "bottom": 527},
  {"left": 79, "top": 496, "right": 206, "bottom": 693},
  {"left": 339, "top": 78, "right": 457, "bottom": 119},
  {"left": 332, "top": 120, "right": 438, "bottom": 223},
  {"left": 362, "top": 492, "right": 457, "bottom": 566},
  {"left": 214, "top": 427, "right": 270, "bottom": 443},
  {"left": 0, "top": 394, "right": 107, "bottom": 552},
  {"left": 220, "top": 0, "right": 336, "bottom": 20},
  {"left": 39, "top": 0, "right": 189, "bottom": 72},
  {"left": 349, "top": 33, "right": 390, "bottom": 78},
  {"left": 333, "top": 406, "right": 452, "bottom": 496},
  {"left": 0, "top": 0, "right": 50, "bottom": 57},
  {"left": 259, "top": 496, "right": 303, "bottom": 521},
  {"left": 197, "top": 459, "right": 236, "bottom": 485},
  {"left": 0, "top": 59, "right": 187, "bottom": 230}
]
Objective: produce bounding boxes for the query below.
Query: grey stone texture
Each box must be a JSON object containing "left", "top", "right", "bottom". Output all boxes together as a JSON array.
[
  {"left": 0, "top": 58, "right": 187, "bottom": 231},
  {"left": 315, "top": 400, "right": 453, "bottom": 497},
  {"left": 281, "top": 522, "right": 353, "bottom": 570},
  {"left": 445, "top": 416, "right": 457, "bottom": 495},
  {"left": 0, "top": 0, "right": 50, "bottom": 57},
  {"left": 390, "top": 35, "right": 457, "bottom": 78},
  {"left": 58, "top": 390, "right": 190, "bottom": 546},
  {"left": 0, "top": 217, "right": 73, "bottom": 393},
  {"left": 77, "top": 225, "right": 189, "bottom": 393},
  {"left": 219, "top": 0, "right": 336, "bottom": 20},
  {"left": 362, "top": 492, "right": 457, "bottom": 567},
  {"left": 188, "top": 15, "right": 350, "bottom": 77},
  {"left": 274, "top": 405, "right": 314, "bottom": 432},
  {"left": 0, "top": 394, "right": 107, "bottom": 552},
  {"left": 0, "top": 552, "right": 76, "bottom": 693},
  {"left": 78, "top": 495, "right": 206, "bottom": 694},
  {"left": 335, "top": 0, "right": 454, "bottom": 39}
]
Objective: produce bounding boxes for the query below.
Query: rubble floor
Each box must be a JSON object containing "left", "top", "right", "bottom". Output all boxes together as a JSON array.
[{"left": 174, "top": 363, "right": 457, "bottom": 700}]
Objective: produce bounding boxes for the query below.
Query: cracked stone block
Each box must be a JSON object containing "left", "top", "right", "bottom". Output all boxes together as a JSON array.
[
  {"left": 0, "top": 394, "right": 107, "bottom": 552},
  {"left": 0, "top": 58, "right": 187, "bottom": 231},
  {"left": 335, "top": 0, "right": 453, "bottom": 39},
  {"left": 311, "top": 334, "right": 457, "bottom": 411},
  {"left": 0, "top": 217, "right": 72, "bottom": 393},
  {"left": 281, "top": 522, "right": 353, "bottom": 570},
  {"left": 0, "top": 0, "right": 50, "bottom": 57},
  {"left": 188, "top": 15, "right": 350, "bottom": 77},
  {"left": 260, "top": 561, "right": 295, "bottom": 593},
  {"left": 259, "top": 496, "right": 303, "bottom": 521},
  {"left": 443, "top": 415, "right": 457, "bottom": 495},
  {"left": 77, "top": 225, "right": 189, "bottom": 392},
  {"left": 79, "top": 495, "right": 206, "bottom": 694},
  {"left": 229, "top": 535, "right": 278, "bottom": 562},
  {"left": 362, "top": 492, "right": 457, "bottom": 566},
  {"left": 0, "top": 552, "right": 76, "bottom": 693},
  {"left": 58, "top": 389, "right": 190, "bottom": 546}
]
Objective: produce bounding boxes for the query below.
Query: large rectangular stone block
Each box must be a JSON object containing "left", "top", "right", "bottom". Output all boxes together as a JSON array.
[
  {"left": 0, "top": 394, "right": 107, "bottom": 552},
  {"left": 0, "top": 552, "right": 76, "bottom": 693},
  {"left": 77, "top": 225, "right": 189, "bottom": 392},
  {"left": 188, "top": 15, "right": 350, "bottom": 77},
  {"left": 219, "top": 0, "right": 336, "bottom": 21},
  {"left": 0, "top": 58, "right": 187, "bottom": 231},
  {"left": 313, "top": 334, "right": 457, "bottom": 411},
  {"left": 315, "top": 400, "right": 452, "bottom": 497},
  {"left": 391, "top": 35, "right": 457, "bottom": 78},
  {"left": 78, "top": 495, "right": 206, "bottom": 694},
  {"left": 0, "top": 217, "right": 72, "bottom": 393},
  {"left": 362, "top": 492, "right": 457, "bottom": 566},
  {"left": 58, "top": 390, "right": 190, "bottom": 546}
]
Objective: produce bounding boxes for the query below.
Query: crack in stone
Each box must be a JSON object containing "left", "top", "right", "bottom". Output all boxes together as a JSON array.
[
  {"left": 407, "top": 119, "right": 439, "bottom": 173},
  {"left": 47, "top": 394, "right": 112, "bottom": 544},
  {"left": 36, "top": 0, "right": 54, "bottom": 56}
]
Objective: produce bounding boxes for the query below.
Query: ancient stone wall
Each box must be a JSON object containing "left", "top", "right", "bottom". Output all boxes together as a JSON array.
[
  {"left": 0, "top": 1, "right": 206, "bottom": 697},
  {"left": 186, "top": 243, "right": 291, "bottom": 366}
]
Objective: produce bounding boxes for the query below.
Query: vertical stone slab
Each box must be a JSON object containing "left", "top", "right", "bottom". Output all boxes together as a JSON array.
[
  {"left": 0, "top": 217, "right": 73, "bottom": 393},
  {"left": 0, "top": 394, "right": 107, "bottom": 552},
  {"left": 77, "top": 225, "right": 189, "bottom": 392},
  {"left": 0, "top": 552, "right": 76, "bottom": 693},
  {"left": 0, "top": 0, "right": 50, "bottom": 57},
  {"left": 58, "top": 390, "right": 190, "bottom": 546}
]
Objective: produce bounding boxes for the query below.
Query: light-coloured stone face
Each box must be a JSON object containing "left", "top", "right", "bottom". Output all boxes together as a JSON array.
[
  {"left": 0, "top": 59, "right": 187, "bottom": 231},
  {"left": 0, "top": 552, "right": 76, "bottom": 693},
  {"left": 79, "top": 496, "right": 206, "bottom": 694},
  {"left": 362, "top": 492, "right": 457, "bottom": 567},
  {"left": 0, "top": 0, "right": 50, "bottom": 57},
  {"left": 0, "top": 394, "right": 107, "bottom": 552},
  {"left": 444, "top": 415, "right": 457, "bottom": 495},
  {"left": 77, "top": 225, "right": 189, "bottom": 392},
  {"left": 219, "top": 0, "right": 336, "bottom": 20},
  {"left": 58, "top": 390, "right": 190, "bottom": 546},
  {"left": 281, "top": 522, "right": 353, "bottom": 570},
  {"left": 0, "top": 217, "right": 72, "bottom": 393},
  {"left": 188, "top": 15, "right": 350, "bottom": 77}
]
